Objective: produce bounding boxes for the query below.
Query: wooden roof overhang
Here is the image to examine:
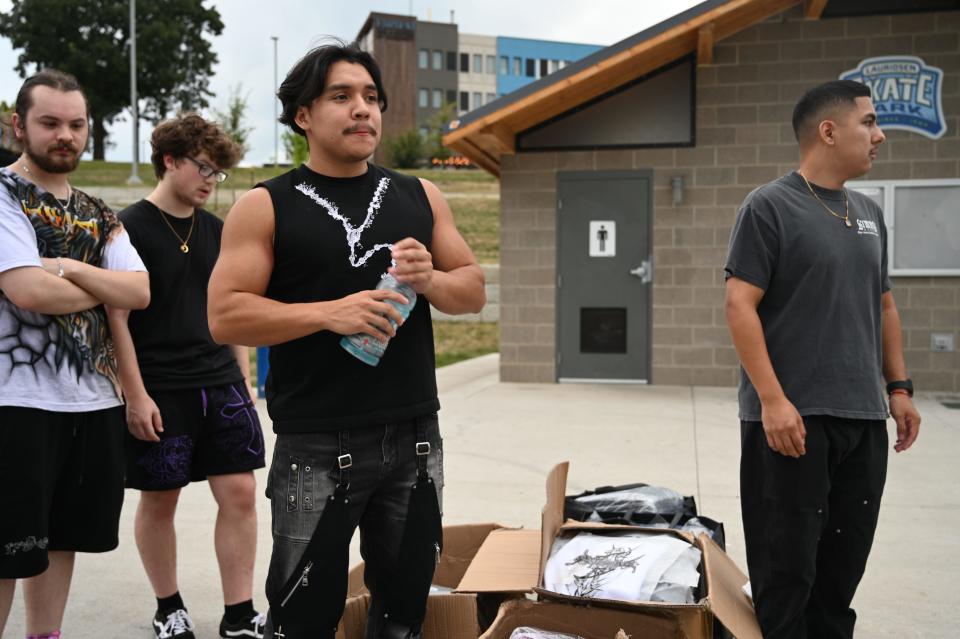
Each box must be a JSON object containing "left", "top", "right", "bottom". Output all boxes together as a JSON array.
[{"left": 443, "top": 0, "right": 817, "bottom": 177}]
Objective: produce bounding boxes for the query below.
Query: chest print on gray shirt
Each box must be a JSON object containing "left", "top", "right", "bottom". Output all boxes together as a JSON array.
[
  {"left": 295, "top": 177, "right": 395, "bottom": 268},
  {"left": 855, "top": 218, "right": 880, "bottom": 237}
]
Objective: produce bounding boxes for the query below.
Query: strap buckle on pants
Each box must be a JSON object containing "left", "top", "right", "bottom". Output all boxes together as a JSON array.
[
  {"left": 336, "top": 430, "right": 351, "bottom": 493},
  {"left": 415, "top": 420, "right": 431, "bottom": 480}
]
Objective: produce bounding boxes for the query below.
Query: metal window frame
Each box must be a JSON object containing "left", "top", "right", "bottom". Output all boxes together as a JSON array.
[{"left": 849, "top": 177, "right": 960, "bottom": 276}]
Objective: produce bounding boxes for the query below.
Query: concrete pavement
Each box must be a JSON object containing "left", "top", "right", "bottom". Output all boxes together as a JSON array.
[{"left": 4, "top": 354, "right": 958, "bottom": 637}]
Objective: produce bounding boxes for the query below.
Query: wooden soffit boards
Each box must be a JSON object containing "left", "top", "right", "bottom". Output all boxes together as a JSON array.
[
  {"left": 803, "top": 0, "right": 829, "bottom": 18},
  {"left": 698, "top": 23, "right": 716, "bottom": 65},
  {"left": 444, "top": 0, "right": 801, "bottom": 176}
]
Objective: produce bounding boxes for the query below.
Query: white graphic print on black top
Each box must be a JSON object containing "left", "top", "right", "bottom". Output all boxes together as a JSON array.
[
  {"left": 257, "top": 163, "right": 438, "bottom": 432},
  {"left": 295, "top": 177, "right": 394, "bottom": 269}
]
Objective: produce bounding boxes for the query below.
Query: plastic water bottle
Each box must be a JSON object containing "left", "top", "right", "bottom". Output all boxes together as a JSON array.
[{"left": 340, "top": 273, "right": 417, "bottom": 366}]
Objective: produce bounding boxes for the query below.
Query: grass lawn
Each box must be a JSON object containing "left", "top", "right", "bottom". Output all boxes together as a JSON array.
[
  {"left": 71, "top": 161, "right": 289, "bottom": 189},
  {"left": 448, "top": 196, "right": 499, "bottom": 263},
  {"left": 410, "top": 169, "right": 497, "bottom": 194},
  {"left": 433, "top": 321, "right": 499, "bottom": 368}
]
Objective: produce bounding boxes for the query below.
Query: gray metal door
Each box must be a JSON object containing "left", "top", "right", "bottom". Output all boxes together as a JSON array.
[{"left": 557, "top": 171, "right": 652, "bottom": 382}]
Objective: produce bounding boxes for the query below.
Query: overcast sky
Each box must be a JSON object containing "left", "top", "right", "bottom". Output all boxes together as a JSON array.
[{"left": 0, "top": 0, "right": 703, "bottom": 165}]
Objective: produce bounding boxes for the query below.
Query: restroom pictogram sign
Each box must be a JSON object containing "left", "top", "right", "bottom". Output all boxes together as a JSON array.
[{"left": 589, "top": 220, "right": 616, "bottom": 257}]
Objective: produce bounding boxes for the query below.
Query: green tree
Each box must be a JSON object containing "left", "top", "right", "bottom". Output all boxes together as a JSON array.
[
  {"left": 213, "top": 83, "right": 253, "bottom": 160},
  {"left": 424, "top": 102, "right": 456, "bottom": 162},
  {"left": 283, "top": 130, "right": 308, "bottom": 166},
  {"left": 1, "top": 100, "right": 19, "bottom": 162},
  {"left": 384, "top": 128, "right": 424, "bottom": 169},
  {"left": 0, "top": 0, "right": 224, "bottom": 160}
]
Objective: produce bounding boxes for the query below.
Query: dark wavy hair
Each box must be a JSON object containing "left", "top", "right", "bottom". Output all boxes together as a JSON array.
[
  {"left": 14, "top": 68, "right": 88, "bottom": 122},
  {"left": 278, "top": 40, "right": 388, "bottom": 137},
  {"left": 792, "top": 80, "right": 871, "bottom": 143},
  {"left": 150, "top": 113, "right": 240, "bottom": 179}
]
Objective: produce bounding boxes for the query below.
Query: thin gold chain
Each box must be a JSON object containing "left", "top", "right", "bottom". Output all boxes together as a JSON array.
[
  {"left": 157, "top": 208, "right": 196, "bottom": 253},
  {"left": 21, "top": 162, "right": 73, "bottom": 211},
  {"left": 798, "top": 171, "right": 851, "bottom": 228}
]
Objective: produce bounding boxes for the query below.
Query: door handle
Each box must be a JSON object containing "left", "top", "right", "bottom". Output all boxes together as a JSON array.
[{"left": 629, "top": 259, "right": 653, "bottom": 284}]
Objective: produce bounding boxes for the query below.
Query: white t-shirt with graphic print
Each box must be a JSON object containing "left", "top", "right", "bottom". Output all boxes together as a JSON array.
[{"left": 0, "top": 169, "right": 146, "bottom": 411}]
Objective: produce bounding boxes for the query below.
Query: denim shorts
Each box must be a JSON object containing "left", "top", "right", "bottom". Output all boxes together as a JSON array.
[{"left": 264, "top": 412, "right": 443, "bottom": 619}]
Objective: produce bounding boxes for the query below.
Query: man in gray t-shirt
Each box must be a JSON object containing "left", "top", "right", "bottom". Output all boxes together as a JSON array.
[{"left": 724, "top": 80, "right": 920, "bottom": 639}]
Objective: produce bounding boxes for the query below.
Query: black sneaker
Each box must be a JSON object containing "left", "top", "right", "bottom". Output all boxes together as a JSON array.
[
  {"left": 219, "top": 611, "right": 266, "bottom": 639},
  {"left": 153, "top": 607, "right": 196, "bottom": 639}
]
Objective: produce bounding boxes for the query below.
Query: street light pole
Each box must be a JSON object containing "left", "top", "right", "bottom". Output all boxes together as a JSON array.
[
  {"left": 272, "top": 35, "right": 278, "bottom": 167},
  {"left": 126, "top": 0, "right": 142, "bottom": 184}
]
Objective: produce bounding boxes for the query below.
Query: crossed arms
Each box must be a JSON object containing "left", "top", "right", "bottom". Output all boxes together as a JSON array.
[{"left": 0, "top": 251, "right": 149, "bottom": 315}]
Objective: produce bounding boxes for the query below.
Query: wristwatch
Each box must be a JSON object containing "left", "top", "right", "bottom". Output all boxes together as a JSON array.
[{"left": 886, "top": 379, "right": 913, "bottom": 397}]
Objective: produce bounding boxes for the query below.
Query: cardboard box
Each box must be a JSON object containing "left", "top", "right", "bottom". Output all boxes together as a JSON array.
[
  {"left": 480, "top": 599, "right": 684, "bottom": 639},
  {"left": 336, "top": 522, "right": 508, "bottom": 639},
  {"left": 457, "top": 463, "right": 762, "bottom": 639}
]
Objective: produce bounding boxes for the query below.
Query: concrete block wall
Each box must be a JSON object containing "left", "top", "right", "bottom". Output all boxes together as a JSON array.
[{"left": 499, "top": 6, "right": 960, "bottom": 390}]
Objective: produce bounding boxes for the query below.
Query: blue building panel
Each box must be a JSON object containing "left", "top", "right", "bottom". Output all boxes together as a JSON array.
[{"left": 496, "top": 36, "right": 602, "bottom": 95}]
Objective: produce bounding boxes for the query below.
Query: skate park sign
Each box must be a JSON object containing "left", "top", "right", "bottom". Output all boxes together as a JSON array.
[{"left": 841, "top": 56, "right": 946, "bottom": 139}]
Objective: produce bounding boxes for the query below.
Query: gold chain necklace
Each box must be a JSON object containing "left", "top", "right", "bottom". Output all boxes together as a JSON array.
[
  {"left": 21, "top": 162, "right": 74, "bottom": 212},
  {"left": 798, "top": 171, "right": 851, "bottom": 228},
  {"left": 157, "top": 208, "right": 196, "bottom": 253}
]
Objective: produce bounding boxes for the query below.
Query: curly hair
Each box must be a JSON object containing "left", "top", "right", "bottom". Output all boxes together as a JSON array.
[{"left": 150, "top": 113, "right": 241, "bottom": 179}]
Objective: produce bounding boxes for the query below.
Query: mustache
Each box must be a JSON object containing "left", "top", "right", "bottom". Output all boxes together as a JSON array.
[
  {"left": 344, "top": 124, "right": 376, "bottom": 135},
  {"left": 48, "top": 143, "right": 78, "bottom": 154}
]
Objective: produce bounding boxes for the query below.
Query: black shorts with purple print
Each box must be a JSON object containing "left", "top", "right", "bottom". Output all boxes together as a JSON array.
[{"left": 125, "top": 381, "right": 266, "bottom": 491}]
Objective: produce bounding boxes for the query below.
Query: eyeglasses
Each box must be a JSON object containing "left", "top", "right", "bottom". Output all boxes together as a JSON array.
[{"left": 185, "top": 156, "right": 228, "bottom": 183}]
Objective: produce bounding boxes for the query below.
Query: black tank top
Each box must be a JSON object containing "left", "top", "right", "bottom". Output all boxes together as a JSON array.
[{"left": 259, "top": 163, "right": 439, "bottom": 433}]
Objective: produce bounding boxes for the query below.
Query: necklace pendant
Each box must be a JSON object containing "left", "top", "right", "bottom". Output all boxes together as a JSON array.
[
  {"left": 844, "top": 218, "right": 852, "bottom": 228},
  {"left": 180, "top": 244, "right": 190, "bottom": 253}
]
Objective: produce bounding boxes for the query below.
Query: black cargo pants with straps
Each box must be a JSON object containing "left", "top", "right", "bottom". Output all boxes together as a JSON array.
[{"left": 264, "top": 413, "right": 443, "bottom": 639}]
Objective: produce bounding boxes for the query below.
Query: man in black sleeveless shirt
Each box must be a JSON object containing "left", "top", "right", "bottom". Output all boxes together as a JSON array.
[
  {"left": 208, "top": 43, "right": 485, "bottom": 638},
  {"left": 109, "top": 115, "right": 267, "bottom": 639},
  {"left": 725, "top": 81, "right": 921, "bottom": 638}
]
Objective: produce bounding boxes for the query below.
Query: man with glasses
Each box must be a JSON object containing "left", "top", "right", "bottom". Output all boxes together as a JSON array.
[{"left": 108, "top": 114, "right": 267, "bottom": 639}]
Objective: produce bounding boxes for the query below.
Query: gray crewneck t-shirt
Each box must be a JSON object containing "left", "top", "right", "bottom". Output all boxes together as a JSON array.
[{"left": 724, "top": 171, "right": 890, "bottom": 421}]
